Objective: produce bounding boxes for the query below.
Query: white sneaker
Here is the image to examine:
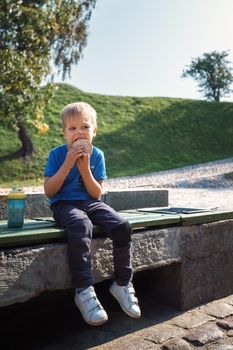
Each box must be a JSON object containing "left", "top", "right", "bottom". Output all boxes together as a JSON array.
[
  {"left": 75, "top": 286, "right": 108, "bottom": 326},
  {"left": 109, "top": 281, "right": 141, "bottom": 318}
]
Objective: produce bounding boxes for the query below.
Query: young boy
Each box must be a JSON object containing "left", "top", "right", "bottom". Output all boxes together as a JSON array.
[{"left": 44, "top": 102, "right": 141, "bottom": 326}]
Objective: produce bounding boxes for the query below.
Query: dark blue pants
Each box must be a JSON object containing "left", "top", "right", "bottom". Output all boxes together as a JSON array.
[{"left": 52, "top": 199, "right": 133, "bottom": 288}]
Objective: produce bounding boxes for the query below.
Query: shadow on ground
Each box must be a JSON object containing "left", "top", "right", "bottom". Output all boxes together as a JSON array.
[{"left": 0, "top": 270, "right": 182, "bottom": 350}]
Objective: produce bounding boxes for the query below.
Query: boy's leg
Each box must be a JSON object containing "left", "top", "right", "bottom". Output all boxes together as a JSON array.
[
  {"left": 52, "top": 201, "right": 94, "bottom": 288},
  {"left": 110, "top": 220, "right": 133, "bottom": 286},
  {"left": 86, "top": 200, "right": 133, "bottom": 285},
  {"left": 86, "top": 200, "right": 141, "bottom": 318},
  {"left": 52, "top": 201, "right": 108, "bottom": 326}
]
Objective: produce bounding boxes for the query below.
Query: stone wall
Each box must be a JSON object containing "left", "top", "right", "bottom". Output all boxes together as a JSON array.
[
  {"left": 0, "top": 189, "right": 168, "bottom": 220},
  {"left": 1, "top": 219, "right": 233, "bottom": 310},
  {"left": 0, "top": 226, "right": 181, "bottom": 307}
]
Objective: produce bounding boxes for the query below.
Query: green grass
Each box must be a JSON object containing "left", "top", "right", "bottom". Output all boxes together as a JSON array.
[{"left": 1, "top": 83, "right": 233, "bottom": 187}]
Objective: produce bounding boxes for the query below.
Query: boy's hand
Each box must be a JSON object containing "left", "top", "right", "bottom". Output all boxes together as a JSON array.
[
  {"left": 76, "top": 153, "right": 90, "bottom": 174},
  {"left": 65, "top": 146, "right": 83, "bottom": 169}
]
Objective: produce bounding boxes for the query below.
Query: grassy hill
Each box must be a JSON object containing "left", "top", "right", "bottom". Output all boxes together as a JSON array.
[{"left": 0, "top": 83, "right": 233, "bottom": 186}]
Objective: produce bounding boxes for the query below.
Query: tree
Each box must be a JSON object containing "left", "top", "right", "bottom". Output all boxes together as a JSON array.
[
  {"left": 0, "top": 0, "right": 96, "bottom": 160},
  {"left": 182, "top": 50, "right": 233, "bottom": 102}
]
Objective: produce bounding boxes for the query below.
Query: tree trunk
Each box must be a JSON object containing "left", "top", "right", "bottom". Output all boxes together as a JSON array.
[
  {"left": 0, "top": 122, "right": 36, "bottom": 162},
  {"left": 214, "top": 94, "right": 220, "bottom": 102},
  {"left": 18, "top": 122, "right": 36, "bottom": 157},
  {"left": 213, "top": 89, "right": 220, "bottom": 102}
]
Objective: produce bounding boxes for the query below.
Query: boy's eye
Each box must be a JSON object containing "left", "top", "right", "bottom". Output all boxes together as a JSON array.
[
  {"left": 82, "top": 125, "right": 90, "bottom": 129},
  {"left": 69, "top": 127, "right": 76, "bottom": 131}
]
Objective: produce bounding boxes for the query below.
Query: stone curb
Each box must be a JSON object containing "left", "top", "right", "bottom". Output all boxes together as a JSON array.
[{"left": 0, "top": 189, "right": 168, "bottom": 220}]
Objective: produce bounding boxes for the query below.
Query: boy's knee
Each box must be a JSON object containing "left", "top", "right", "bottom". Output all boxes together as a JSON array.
[
  {"left": 67, "top": 216, "right": 93, "bottom": 239},
  {"left": 111, "top": 221, "right": 132, "bottom": 247}
]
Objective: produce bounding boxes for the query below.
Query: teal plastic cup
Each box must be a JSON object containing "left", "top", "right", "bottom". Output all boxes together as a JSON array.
[{"left": 7, "top": 188, "right": 26, "bottom": 228}]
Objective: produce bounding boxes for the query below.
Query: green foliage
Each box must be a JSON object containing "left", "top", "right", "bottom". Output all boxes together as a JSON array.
[
  {"left": 0, "top": 0, "right": 96, "bottom": 131},
  {"left": 182, "top": 50, "right": 233, "bottom": 102},
  {"left": 1, "top": 83, "right": 233, "bottom": 186}
]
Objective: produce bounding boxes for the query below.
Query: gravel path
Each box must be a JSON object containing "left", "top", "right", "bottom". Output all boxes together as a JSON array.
[
  {"left": 103, "top": 157, "right": 233, "bottom": 211},
  {"left": 104, "top": 156, "right": 233, "bottom": 190},
  {"left": 1, "top": 157, "right": 233, "bottom": 210}
]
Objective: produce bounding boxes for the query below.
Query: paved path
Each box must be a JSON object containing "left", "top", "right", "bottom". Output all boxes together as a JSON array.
[
  {"left": 1, "top": 281, "right": 233, "bottom": 350},
  {"left": 89, "top": 293, "right": 233, "bottom": 350}
]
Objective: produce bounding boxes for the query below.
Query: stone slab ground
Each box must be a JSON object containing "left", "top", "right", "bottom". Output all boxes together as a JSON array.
[{"left": 1, "top": 278, "right": 233, "bottom": 350}]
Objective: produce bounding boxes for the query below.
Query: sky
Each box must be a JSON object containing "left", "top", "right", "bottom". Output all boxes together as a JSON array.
[{"left": 62, "top": 0, "right": 233, "bottom": 101}]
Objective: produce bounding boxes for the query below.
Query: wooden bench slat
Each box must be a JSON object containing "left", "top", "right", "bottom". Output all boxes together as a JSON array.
[
  {"left": 0, "top": 220, "right": 55, "bottom": 232},
  {"left": 180, "top": 210, "right": 233, "bottom": 225},
  {"left": 137, "top": 208, "right": 233, "bottom": 225},
  {"left": 1, "top": 209, "right": 233, "bottom": 248},
  {"left": 0, "top": 213, "right": 180, "bottom": 248}
]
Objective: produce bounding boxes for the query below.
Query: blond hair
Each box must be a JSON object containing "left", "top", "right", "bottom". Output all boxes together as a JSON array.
[{"left": 61, "top": 102, "right": 97, "bottom": 129}]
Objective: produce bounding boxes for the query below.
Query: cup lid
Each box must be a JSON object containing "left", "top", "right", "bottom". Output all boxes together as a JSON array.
[{"left": 7, "top": 188, "right": 26, "bottom": 199}]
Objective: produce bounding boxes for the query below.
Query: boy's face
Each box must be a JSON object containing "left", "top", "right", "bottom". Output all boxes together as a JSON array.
[{"left": 63, "top": 114, "right": 96, "bottom": 146}]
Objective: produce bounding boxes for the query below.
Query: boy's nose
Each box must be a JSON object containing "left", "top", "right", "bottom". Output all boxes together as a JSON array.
[
  {"left": 76, "top": 128, "right": 83, "bottom": 136},
  {"left": 75, "top": 129, "right": 85, "bottom": 140}
]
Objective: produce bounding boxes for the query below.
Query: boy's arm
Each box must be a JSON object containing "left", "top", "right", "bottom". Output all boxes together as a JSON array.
[
  {"left": 44, "top": 147, "right": 82, "bottom": 197},
  {"left": 44, "top": 163, "right": 70, "bottom": 197},
  {"left": 76, "top": 154, "right": 103, "bottom": 199}
]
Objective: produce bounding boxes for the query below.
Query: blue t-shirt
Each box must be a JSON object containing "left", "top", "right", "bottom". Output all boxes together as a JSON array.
[{"left": 44, "top": 144, "right": 107, "bottom": 205}]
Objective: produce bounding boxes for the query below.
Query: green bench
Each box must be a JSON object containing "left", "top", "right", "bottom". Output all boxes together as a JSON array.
[
  {"left": 1, "top": 206, "right": 233, "bottom": 310},
  {"left": 1, "top": 207, "right": 233, "bottom": 248}
]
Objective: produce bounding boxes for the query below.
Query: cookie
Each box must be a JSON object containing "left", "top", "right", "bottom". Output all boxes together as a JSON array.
[{"left": 72, "top": 139, "right": 93, "bottom": 156}]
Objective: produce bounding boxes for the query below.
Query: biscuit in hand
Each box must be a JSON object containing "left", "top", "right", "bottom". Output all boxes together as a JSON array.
[{"left": 72, "top": 139, "right": 93, "bottom": 156}]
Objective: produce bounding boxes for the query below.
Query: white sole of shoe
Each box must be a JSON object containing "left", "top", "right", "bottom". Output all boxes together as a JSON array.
[{"left": 83, "top": 317, "right": 108, "bottom": 326}]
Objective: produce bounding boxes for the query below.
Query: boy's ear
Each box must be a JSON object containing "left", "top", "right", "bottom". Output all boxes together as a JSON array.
[{"left": 93, "top": 127, "right": 97, "bottom": 137}]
